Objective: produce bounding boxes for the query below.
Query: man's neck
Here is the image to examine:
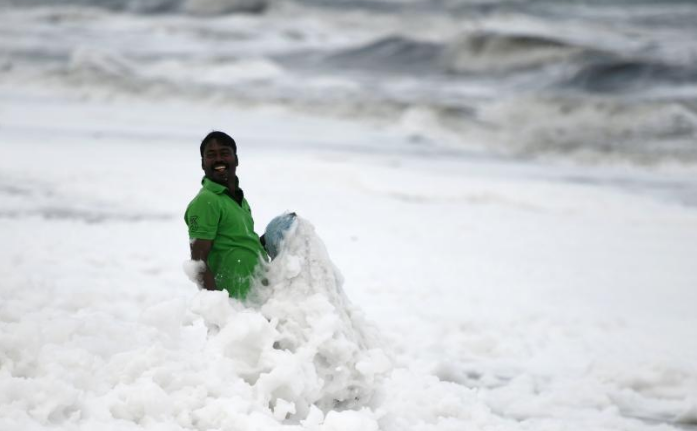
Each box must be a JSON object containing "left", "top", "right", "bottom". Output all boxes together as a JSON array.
[
  {"left": 227, "top": 175, "right": 239, "bottom": 191},
  {"left": 206, "top": 175, "right": 238, "bottom": 191}
]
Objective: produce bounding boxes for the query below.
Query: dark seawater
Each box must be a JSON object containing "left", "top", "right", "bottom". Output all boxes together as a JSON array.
[{"left": 1, "top": 0, "right": 696, "bottom": 163}]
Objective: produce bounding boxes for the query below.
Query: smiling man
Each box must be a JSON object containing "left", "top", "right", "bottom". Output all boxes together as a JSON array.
[{"left": 185, "top": 131, "right": 267, "bottom": 299}]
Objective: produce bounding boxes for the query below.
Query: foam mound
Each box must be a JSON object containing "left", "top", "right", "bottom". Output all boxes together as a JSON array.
[
  {"left": 249, "top": 216, "right": 391, "bottom": 416},
  {"left": 0, "top": 217, "right": 390, "bottom": 429}
]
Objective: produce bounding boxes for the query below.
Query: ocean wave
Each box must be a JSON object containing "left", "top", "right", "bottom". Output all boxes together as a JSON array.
[
  {"left": 476, "top": 96, "right": 697, "bottom": 163},
  {"left": 5, "top": 0, "right": 697, "bottom": 165},
  {"left": 439, "top": 31, "right": 602, "bottom": 74},
  {"left": 68, "top": 47, "right": 137, "bottom": 79},
  {"left": 323, "top": 35, "right": 441, "bottom": 74},
  {"left": 62, "top": 45, "right": 285, "bottom": 92},
  {"left": 0, "top": 0, "right": 268, "bottom": 14},
  {"left": 0, "top": 0, "right": 179, "bottom": 13},
  {"left": 561, "top": 59, "right": 697, "bottom": 93},
  {"left": 318, "top": 31, "right": 608, "bottom": 77},
  {"left": 20, "top": 49, "right": 697, "bottom": 164},
  {"left": 181, "top": 0, "right": 267, "bottom": 15}
]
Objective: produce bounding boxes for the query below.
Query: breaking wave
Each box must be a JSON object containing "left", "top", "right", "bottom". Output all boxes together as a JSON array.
[
  {"left": 440, "top": 31, "right": 599, "bottom": 74},
  {"left": 4, "top": 0, "right": 697, "bottom": 165},
  {"left": 319, "top": 31, "right": 607, "bottom": 76},
  {"left": 476, "top": 96, "right": 697, "bottom": 163},
  {"left": 561, "top": 59, "right": 697, "bottom": 93},
  {"left": 324, "top": 35, "right": 441, "bottom": 74},
  {"left": 0, "top": 0, "right": 268, "bottom": 14}
]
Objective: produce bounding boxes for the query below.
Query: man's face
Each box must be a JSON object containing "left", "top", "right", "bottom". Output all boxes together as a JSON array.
[{"left": 202, "top": 140, "right": 237, "bottom": 185}]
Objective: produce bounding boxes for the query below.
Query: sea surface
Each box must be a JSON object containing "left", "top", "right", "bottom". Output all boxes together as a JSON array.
[{"left": 2, "top": 0, "right": 697, "bottom": 163}]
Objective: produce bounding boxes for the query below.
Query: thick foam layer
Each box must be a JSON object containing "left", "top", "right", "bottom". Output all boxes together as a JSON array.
[
  {"left": 249, "top": 217, "right": 391, "bottom": 415},
  {"left": 0, "top": 217, "right": 390, "bottom": 428}
]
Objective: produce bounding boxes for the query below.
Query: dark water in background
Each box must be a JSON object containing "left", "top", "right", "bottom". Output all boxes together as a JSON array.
[{"left": 1, "top": 0, "right": 696, "bottom": 163}]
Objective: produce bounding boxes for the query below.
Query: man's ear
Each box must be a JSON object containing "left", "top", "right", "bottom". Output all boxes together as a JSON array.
[
  {"left": 235, "top": 155, "right": 239, "bottom": 166},
  {"left": 201, "top": 158, "right": 205, "bottom": 170}
]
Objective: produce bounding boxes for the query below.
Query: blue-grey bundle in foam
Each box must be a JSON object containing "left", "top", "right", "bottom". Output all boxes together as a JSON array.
[{"left": 264, "top": 212, "right": 297, "bottom": 259}]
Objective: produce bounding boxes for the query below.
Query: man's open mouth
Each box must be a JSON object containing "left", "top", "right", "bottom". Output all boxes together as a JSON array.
[{"left": 213, "top": 164, "right": 228, "bottom": 172}]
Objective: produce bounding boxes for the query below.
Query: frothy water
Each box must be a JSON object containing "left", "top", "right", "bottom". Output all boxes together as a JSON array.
[
  {"left": 249, "top": 217, "right": 390, "bottom": 416},
  {"left": 1, "top": 98, "right": 696, "bottom": 430},
  {"left": 0, "top": 217, "right": 389, "bottom": 428}
]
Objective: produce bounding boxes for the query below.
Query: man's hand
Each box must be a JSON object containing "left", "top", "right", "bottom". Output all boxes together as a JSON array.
[{"left": 190, "top": 239, "right": 217, "bottom": 290}]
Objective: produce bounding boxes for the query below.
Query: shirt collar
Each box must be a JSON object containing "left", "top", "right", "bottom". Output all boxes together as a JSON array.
[
  {"left": 202, "top": 177, "right": 245, "bottom": 203},
  {"left": 202, "top": 177, "right": 228, "bottom": 194}
]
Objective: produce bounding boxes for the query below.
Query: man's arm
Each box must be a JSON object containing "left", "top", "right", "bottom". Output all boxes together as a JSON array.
[{"left": 190, "top": 239, "right": 217, "bottom": 291}]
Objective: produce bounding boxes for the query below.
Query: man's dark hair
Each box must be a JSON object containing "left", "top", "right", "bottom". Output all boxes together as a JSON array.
[{"left": 200, "top": 131, "right": 237, "bottom": 157}]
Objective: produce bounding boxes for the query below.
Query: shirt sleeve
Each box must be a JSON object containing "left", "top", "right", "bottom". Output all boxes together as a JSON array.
[{"left": 185, "top": 193, "right": 220, "bottom": 240}]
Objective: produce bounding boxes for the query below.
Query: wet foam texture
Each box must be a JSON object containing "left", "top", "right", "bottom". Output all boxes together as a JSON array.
[
  {"left": 0, "top": 217, "right": 391, "bottom": 430},
  {"left": 250, "top": 218, "right": 391, "bottom": 415}
]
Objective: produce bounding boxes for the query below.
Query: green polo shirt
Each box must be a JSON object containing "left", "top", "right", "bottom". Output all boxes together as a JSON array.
[{"left": 185, "top": 178, "right": 267, "bottom": 299}]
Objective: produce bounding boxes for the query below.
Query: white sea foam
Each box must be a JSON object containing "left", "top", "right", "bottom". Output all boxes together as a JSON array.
[
  {"left": 249, "top": 218, "right": 391, "bottom": 415},
  {"left": 0, "top": 213, "right": 391, "bottom": 429},
  {"left": 2, "top": 6, "right": 697, "bottom": 429},
  {"left": 182, "top": 259, "right": 205, "bottom": 284}
]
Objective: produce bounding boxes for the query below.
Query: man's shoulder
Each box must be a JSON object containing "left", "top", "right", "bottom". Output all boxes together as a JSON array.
[
  {"left": 192, "top": 186, "right": 219, "bottom": 199},
  {"left": 187, "top": 188, "right": 221, "bottom": 211},
  {"left": 240, "top": 196, "right": 252, "bottom": 211}
]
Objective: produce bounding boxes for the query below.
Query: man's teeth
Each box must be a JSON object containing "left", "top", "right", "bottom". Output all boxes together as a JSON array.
[{"left": 214, "top": 166, "right": 226, "bottom": 171}]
